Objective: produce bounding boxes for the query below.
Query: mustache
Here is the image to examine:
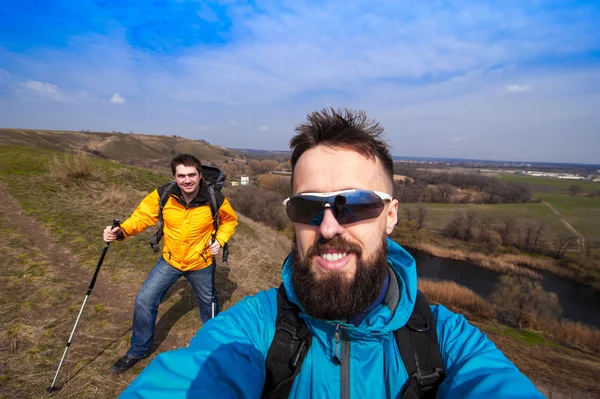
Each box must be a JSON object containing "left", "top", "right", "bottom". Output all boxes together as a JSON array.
[{"left": 306, "top": 235, "right": 362, "bottom": 259}]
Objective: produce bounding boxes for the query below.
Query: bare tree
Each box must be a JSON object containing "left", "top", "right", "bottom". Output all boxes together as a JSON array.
[
  {"left": 522, "top": 222, "right": 535, "bottom": 250},
  {"left": 532, "top": 222, "right": 545, "bottom": 251},
  {"left": 443, "top": 212, "right": 465, "bottom": 239},
  {"left": 568, "top": 184, "right": 582, "bottom": 196},
  {"left": 415, "top": 204, "right": 429, "bottom": 231},
  {"left": 402, "top": 206, "right": 415, "bottom": 228},
  {"left": 554, "top": 234, "right": 576, "bottom": 259},
  {"left": 436, "top": 183, "right": 455, "bottom": 203},
  {"left": 464, "top": 211, "right": 478, "bottom": 242},
  {"left": 500, "top": 217, "right": 517, "bottom": 246}
]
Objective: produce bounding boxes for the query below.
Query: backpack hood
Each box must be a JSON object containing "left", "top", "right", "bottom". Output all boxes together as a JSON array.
[{"left": 281, "top": 238, "right": 418, "bottom": 336}]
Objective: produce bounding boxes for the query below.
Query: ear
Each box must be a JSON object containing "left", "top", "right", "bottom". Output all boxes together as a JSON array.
[{"left": 385, "top": 199, "right": 399, "bottom": 235}]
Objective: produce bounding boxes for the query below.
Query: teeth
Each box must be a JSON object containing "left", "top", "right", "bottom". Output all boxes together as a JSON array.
[{"left": 320, "top": 253, "right": 348, "bottom": 262}]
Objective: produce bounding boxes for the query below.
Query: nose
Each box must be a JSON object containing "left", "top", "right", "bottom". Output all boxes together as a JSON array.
[{"left": 318, "top": 208, "right": 344, "bottom": 240}]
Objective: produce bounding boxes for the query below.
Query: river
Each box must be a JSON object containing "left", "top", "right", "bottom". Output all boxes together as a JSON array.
[{"left": 406, "top": 248, "right": 600, "bottom": 328}]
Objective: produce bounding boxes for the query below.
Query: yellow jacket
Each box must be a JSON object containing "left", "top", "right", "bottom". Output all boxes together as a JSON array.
[{"left": 120, "top": 181, "right": 238, "bottom": 271}]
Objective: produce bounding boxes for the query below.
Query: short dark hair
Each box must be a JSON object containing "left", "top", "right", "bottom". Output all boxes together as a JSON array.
[
  {"left": 170, "top": 154, "right": 203, "bottom": 175},
  {"left": 290, "top": 108, "right": 394, "bottom": 189}
]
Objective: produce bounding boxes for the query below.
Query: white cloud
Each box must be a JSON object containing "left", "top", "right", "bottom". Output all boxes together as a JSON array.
[
  {"left": 0, "top": 68, "right": 11, "bottom": 86},
  {"left": 255, "top": 125, "right": 269, "bottom": 131},
  {"left": 2, "top": 1, "right": 600, "bottom": 162},
  {"left": 19, "top": 80, "right": 67, "bottom": 101},
  {"left": 109, "top": 93, "right": 126, "bottom": 103},
  {"left": 196, "top": 4, "right": 220, "bottom": 23},
  {"left": 505, "top": 84, "right": 532, "bottom": 94}
]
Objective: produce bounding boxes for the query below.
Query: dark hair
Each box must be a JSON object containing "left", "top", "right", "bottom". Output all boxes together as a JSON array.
[
  {"left": 290, "top": 108, "right": 394, "bottom": 188},
  {"left": 170, "top": 154, "right": 203, "bottom": 175}
]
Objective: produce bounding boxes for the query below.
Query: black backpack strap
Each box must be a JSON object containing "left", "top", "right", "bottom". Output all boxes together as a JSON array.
[
  {"left": 207, "top": 183, "right": 230, "bottom": 263},
  {"left": 207, "top": 184, "right": 220, "bottom": 233},
  {"left": 149, "top": 182, "right": 175, "bottom": 253},
  {"left": 262, "top": 284, "right": 313, "bottom": 399},
  {"left": 396, "top": 290, "right": 445, "bottom": 399}
]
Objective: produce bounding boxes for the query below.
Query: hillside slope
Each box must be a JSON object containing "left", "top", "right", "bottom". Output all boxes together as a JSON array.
[
  {"left": 0, "top": 145, "right": 287, "bottom": 398},
  {"left": 0, "top": 128, "right": 241, "bottom": 173},
  {"left": 0, "top": 145, "right": 597, "bottom": 398}
]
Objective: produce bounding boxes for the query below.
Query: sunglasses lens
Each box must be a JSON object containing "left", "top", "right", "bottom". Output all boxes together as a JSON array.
[
  {"left": 286, "top": 197, "right": 327, "bottom": 225},
  {"left": 336, "top": 191, "right": 385, "bottom": 224},
  {"left": 285, "top": 191, "right": 386, "bottom": 225}
]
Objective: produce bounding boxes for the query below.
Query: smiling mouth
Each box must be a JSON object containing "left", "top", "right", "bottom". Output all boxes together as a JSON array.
[
  {"left": 315, "top": 251, "right": 352, "bottom": 272},
  {"left": 320, "top": 252, "right": 348, "bottom": 262}
]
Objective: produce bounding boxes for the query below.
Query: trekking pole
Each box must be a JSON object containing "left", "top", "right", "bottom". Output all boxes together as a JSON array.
[
  {"left": 47, "top": 219, "right": 120, "bottom": 393},
  {"left": 210, "top": 227, "right": 220, "bottom": 319},
  {"left": 211, "top": 252, "right": 217, "bottom": 319}
]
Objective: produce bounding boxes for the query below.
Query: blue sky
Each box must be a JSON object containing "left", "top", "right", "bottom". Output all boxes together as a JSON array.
[{"left": 0, "top": 0, "right": 599, "bottom": 163}]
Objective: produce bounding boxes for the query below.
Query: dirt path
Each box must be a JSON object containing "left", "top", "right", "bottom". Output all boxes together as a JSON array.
[
  {"left": 542, "top": 201, "right": 585, "bottom": 252},
  {"left": 0, "top": 182, "right": 132, "bottom": 324}
]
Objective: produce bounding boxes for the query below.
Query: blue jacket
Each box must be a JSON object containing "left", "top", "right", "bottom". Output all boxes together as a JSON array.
[{"left": 120, "top": 239, "right": 543, "bottom": 398}]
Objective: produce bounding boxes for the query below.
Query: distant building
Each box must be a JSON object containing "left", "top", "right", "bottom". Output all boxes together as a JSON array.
[{"left": 241, "top": 176, "right": 249, "bottom": 186}]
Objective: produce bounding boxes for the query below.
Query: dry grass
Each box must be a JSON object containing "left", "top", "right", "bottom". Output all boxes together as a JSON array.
[
  {"left": 546, "top": 319, "right": 600, "bottom": 356},
  {"left": 417, "top": 242, "right": 543, "bottom": 279},
  {"left": 96, "top": 184, "right": 138, "bottom": 207},
  {"left": 48, "top": 152, "right": 97, "bottom": 181},
  {"left": 0, "top": 214, "right": 132, "bottom": 398},
  {"left": 221, "top": 213, "right": 292, "bottom": 304},
  {"left": 419, "top": 278, "right": 496, "bottom": 320}
]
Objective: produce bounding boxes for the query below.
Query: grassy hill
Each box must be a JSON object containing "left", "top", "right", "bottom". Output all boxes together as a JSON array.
[
  {"left": 0, "top": 128, "right": 241, "bottom": 176},
  {"left": 0, "top": 145, "right": 287, "bottom": 398},
  {"left": 1, "top": 145, "right": 599, "bottom": 398}
]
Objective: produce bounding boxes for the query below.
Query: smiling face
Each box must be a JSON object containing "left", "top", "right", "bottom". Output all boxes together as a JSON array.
[
  {"left": 174, "top": 164, "right": 201, "bottom": 198},
  {"left": 290, "top": 145, "right": 398, "bottom": 320}
]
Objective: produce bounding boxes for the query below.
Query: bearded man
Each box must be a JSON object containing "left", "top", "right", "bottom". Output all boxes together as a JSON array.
[{"left": 119, "top": 108, "right": 543, "bottom": 399}]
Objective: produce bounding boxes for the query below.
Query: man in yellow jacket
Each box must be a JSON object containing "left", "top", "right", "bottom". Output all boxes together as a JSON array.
[{"left": 102, "top": 154, "right": 238, "bottom": 374}]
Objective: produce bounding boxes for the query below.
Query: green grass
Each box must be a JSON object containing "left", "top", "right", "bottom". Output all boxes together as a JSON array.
[
  {"left": 481, "top": 324, "right": 558, "bottom": 348},
  {"left": 498, "top": 174, "right": 600, "bottom": 194},
  {"left": 537, "top": 193, "right": 600, "bottom": 241},
  {"left": 399, "top": 202, "right": 572, "bottom": 239},
  {"left": 0, "top": 145, "right": 167, "bottom": 274},
  {"left": 401, "top": 173, "right": 600, "bottom": 243}
]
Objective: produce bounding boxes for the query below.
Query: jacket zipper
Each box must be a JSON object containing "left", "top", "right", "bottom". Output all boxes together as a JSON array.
[
  {"left": 341, "top": 330, "right": 350, "bottom": 399},
  {"left": 333, "top": 324, "right": 351, "bottom": 399}
]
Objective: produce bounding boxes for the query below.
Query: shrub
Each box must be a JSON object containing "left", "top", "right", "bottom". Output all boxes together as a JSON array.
[
  {"left": 48, "top": 152, "right": 96, "bottom": 181},
  {"left": 491, "top": 274, "right": 562, "bottom": 329},
  {"left": 257, "top": 175, "right": 291, "bottom": 198},
  {"left": 226, "top": 186, "right": 289, "bottom": 230}
]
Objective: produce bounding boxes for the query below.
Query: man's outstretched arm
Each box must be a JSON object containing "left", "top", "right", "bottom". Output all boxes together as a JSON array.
[
  {"left": 434, "top": 305, "right": 544, "bottom": 399},
  {"left": 119, "top": 290, "right": 275, "bottom": 399}
]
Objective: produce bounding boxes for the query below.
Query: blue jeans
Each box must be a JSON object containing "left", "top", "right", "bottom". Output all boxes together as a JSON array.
[{"left": 127, "top": 257, "right": 219, "bottom": 358}]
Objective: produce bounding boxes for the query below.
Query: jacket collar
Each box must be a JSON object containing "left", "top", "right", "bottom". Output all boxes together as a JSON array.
[{"left": 170, "top": 179, "right": 210, "bottom": 207}]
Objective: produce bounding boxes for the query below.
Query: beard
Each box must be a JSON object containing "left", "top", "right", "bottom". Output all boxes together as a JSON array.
[{"left": 291, "top": 234, "right": 389, "bottom": 321}]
